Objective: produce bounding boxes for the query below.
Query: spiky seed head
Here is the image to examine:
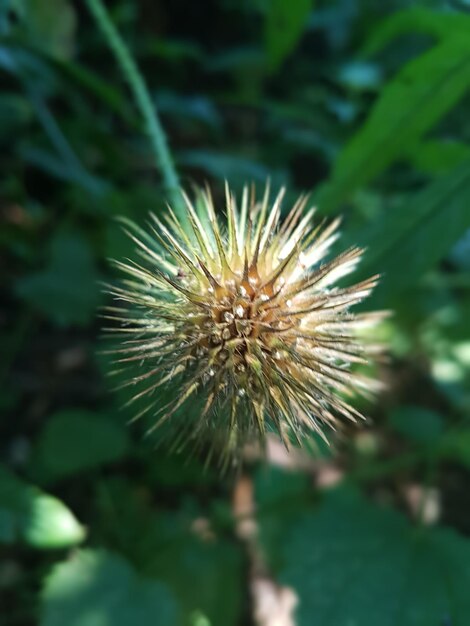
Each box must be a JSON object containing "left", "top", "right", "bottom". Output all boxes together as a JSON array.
[{"left": 105, "top": 184, "right": 384, "bottom": 463}]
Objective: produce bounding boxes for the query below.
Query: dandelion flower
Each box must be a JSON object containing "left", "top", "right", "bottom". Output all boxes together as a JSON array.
[{"left": 105, "top": 184, "right": 383, "bottom": 461}]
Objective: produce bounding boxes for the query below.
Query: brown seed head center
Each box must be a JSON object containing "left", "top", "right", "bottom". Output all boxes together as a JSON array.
[{"left": 184, "top": 269, "right": 295, "bottom": 380}]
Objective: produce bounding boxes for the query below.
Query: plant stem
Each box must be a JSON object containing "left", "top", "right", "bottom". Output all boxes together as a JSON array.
[{"left": 85, "top": 0, "right": 183, "bottom": 215}]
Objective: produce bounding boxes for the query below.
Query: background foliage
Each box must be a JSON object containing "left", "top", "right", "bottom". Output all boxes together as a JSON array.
[{"left": 1, "top": 0, "right": 469, "bottom": 625}]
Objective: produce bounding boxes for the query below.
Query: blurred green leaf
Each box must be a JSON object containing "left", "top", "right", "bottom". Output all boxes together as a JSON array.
[
  {"left": 31, "top": 409, "right": 130, "bottom": 483},
  {"left": 149, "top": 525, "right": 242, "bottom": 626},
  {"left": 255, "top": 467, "right": 312, "bottom": 570},
  {"left": 264, "top": 0, "right": 313, "bottom": 71},
  {"left": 40, "top": 549, "right": 179, "bottom": 626},
  {"left": 356, "top": 158, "right": 470, "bottom": 305},
  {"left": 268, "top": 487, "right": 470, "bottom": 625},
  {"left": 94, "top": 479, "right": 242, "bottom": 626},
  {"left": 189, "top": 611, "right": 212, "bottom": 626},
  {"left": 361, "top": 7, "right": 470, "bottom": 57},
  {"left": 317, "top": 37, "right": 470, "bottom": 212},
  {"left": 439, "top": 429, "right": 470, "bottom": 469},
  {"left": 16, "top": 230, "right": 101, "bottom": 326},
  {"left": 408, "top": 139, "right": 470, "bottom": 175},
  {"left": 388, "top": 406, "right": 444, "bottom": 445},
  {"left": 18, "top": 0, "right": 77, "bottom": 61},
  {"left": 0, "top": 465, "right": 85, "bottom": 549},
  {"left": 143, "top": 449, "right": 217, "bottom": 489}
]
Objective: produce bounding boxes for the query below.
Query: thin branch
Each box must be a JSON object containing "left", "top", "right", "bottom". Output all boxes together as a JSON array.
[{"left": 84, "top": 0, "right": 184, "bottom": 216}]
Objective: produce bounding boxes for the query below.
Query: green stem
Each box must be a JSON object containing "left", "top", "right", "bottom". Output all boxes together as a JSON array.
[{"left": 85, "top": 0, "right": 184, "bottom": 215}]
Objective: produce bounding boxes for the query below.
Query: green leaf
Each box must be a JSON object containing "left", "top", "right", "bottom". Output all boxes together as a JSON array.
[
  {"left": 94, "top": 479, "right": 243, "bottom": 626},
  {"left": 355, "top": 158, "right": 470, "bottom": 305},
  {"left": 267, "top": 487, "right": 470, "bottom": 626},
  {"left": 20, "top": 0, "right": 77, "bottom": 61},
  {"left": 439, "top": 429, "right": 470, "bottom": 469},
  {"left": 264, "top": 0, "right": 313, "bottom": 71},
  {"left": 150, "top": 527, "right": 242, "bottom": 626},
  {"left": 361, "top": 7, "right": 470, "bottom": 57},
  {"left": 40, "top": 549, "right": 179, "bottom": 626},
  {"left": 16, "top": 230, "right": 101, "bottom": 326},
  {"left": 31, "top": 410, "right": 130, "bottom": 483},
  {"left": 388, "top": 406, "right": 444, "bottom": 445},
  {"left": 408, "top": 139, "right": 470, "bottom": 175},
  {"left": 0, "top": 465, "right": 85, "bottom": 549},
  {"left": 255, "top": 467, "right": 313, "bottom": 570},
  {"left": 317, "top": 37, "right": 470, "bottom": 213}
]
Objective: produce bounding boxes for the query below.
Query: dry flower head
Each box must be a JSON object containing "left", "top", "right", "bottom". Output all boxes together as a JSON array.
[{"left": 104, "top": 184, "right": 384, "bottom": 463}]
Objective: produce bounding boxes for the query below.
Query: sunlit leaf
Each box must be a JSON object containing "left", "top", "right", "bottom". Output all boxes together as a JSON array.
[
  {"left": 0, "top": 465, "right": 85, "bottom": 549},
  {"left": 40, "top": 549, "right": 179, "bottom": 626}
]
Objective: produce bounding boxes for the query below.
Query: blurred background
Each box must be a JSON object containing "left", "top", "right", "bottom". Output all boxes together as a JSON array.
[{"left": 1, "top": 0, "right": 470, "bottom": 625}]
